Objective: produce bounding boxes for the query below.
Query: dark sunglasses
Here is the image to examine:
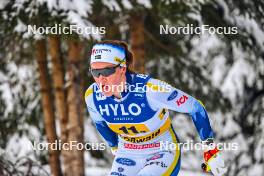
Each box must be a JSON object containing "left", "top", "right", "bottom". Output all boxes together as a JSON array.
[{"left": 90, "top": 64, "right": 120, "bottom": 78}]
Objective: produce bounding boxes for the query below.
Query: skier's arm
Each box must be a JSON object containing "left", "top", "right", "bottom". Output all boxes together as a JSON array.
[
  {"left": 93, "top": 121, "right": 118, "bottom": 148},
  {"left": 84, "top": 87, "right": 118, "bottom": 148},
  {"left": 146, "top": 78, "right": 214, "bottom": 141}
]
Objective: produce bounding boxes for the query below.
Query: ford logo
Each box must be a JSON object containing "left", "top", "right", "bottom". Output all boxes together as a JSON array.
[
  {"left": 167, "top": 90, "right": 178, "bottom": 101},
  {"left": 116, "top": 158, "right": 136, "bottom": 166}
]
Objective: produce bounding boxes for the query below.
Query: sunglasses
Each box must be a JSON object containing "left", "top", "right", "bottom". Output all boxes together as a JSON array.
[{"left": 90, "top": 64, "right": 120, "bottom": 78}]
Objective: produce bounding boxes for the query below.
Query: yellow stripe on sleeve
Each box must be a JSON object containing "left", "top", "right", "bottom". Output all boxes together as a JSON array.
[
  {"left": 198, "top": 100, "right": 205, "bottom": 108},
  {"left": 84, "top": 88, "right": 93, "bottom": 98},
  {"left": 146, "top": 82, "right": 169, "bottom": 92},
  {"left": 162, "top": 127, "right": 180, "bottom": 176}
]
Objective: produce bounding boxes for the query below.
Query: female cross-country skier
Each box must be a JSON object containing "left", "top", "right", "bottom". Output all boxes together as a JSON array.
[{"left": 85, "top": 40, "right": 227, "bottom": 176}]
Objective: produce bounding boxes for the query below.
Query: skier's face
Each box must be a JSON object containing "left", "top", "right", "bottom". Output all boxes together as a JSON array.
[{"left": 90, "top": 62, "right": 126, "bottom": 97}]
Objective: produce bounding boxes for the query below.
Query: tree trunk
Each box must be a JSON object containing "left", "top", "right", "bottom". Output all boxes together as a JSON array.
[
  {"left": 35, "top": 39, "right": 62, "bottom": 176},
  {"left": 48, "top": 35, "right": 69, "bottom": 174},
  {"left": 64, "top": 39, "right": 85, "bottom": 176},
  {"left": 130, "top": 13, "right": 145, "bottom": 73}
]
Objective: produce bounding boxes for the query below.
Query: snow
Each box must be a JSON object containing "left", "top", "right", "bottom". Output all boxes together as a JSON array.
[
  {"left": 254, "top": 136, "right": 264, "bottom": 162},
  {"left": 216, "top": 0, "right": 230, "bottom": 20},
  {"left": 1, "top": 62, "right": 36, "bottom": 115},
  {"left": 248, "top": 164, "right": 264, "bottom": 176},
  {"left": 0, "top": 0, "right": 8, "bottom": 9},
  {"left": 234, "top": 16, "right": 264, "bottom": 51},
  {"left": 192, "top": 33, "right": 257, "bottom": 105},
  {"left": 122, "top": 0, "right": 133, "bottom": 10},
  {"left": 137, "top": 0, "right": 152, "bottom": 8},
  {"left": 238, "top": 153, "right": 251, "bottom": 169},
  {"left": 86, "top": 167, "right": 110, "bottom": 176},
  {"left": 102, "top": 0, "right": 121, "bottom": 11},
  {"left": 67, "top": 11, "right": 101, "bottom": 40},
  {"left": 7, "top": 0, "right": 100, "bottom": 39},
  {"left": 45, "top": 0, "right": 58, "bottom": 10},
  {"left": 45, "top": 0, "right": 92, "bottom": 14},
  {"left": 209, "top": 55, "right": 227, "bottom": 87},
  {"left": 5, "top": 133, "right": 35, "bottom": 161},
  {"left": 57, "top": 0, "right": 92, "bottom": 17},
  {"left": 189, "top": 34, "right": 223, "bottom": 66},
  {"left": 222, "top": 57, "right": 255, "bottom": 103},
  {"left": 218, "top": 0, "right": 264, "bottom": 51},
  {"left": 0, "top": 80, "right": 13, "bottom": 116},
  {"left": 187, "top": 12, "right": 202, "bottom": 23},
  {"left": 220, "top": 116, "right": 240, "bottom": 137}
]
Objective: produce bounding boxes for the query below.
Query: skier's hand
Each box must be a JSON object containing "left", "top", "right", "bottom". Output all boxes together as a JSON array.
[{"left": 201, "top": 139, "right": 227, "bottom": 176}]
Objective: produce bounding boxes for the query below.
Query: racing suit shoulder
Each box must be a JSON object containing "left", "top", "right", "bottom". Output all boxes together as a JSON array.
[
  {"left": 146, "top": 78, "right": 196, "bottom": 113},
  {"left": 84, "top": 83, "right": 94, "bottom": 99}
]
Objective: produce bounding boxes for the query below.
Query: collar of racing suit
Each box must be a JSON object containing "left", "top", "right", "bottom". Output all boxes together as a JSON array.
[{"left": 110, "top": 71, "right": 133, "bottom": 99}]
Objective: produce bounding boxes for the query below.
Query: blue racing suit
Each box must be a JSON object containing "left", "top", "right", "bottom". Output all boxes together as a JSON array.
[{"left": 85, "top": 72, "right": 214, "bottom": 176}]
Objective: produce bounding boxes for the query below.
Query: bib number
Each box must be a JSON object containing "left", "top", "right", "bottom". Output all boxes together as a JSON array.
[{"left": 109, "top": 124, "right": 150, "bottom": 136}]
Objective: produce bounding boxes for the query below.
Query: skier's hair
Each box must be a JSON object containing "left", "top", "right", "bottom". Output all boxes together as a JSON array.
[{"left": 96, "top": 40, "right": 135, "bottom": 73}]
